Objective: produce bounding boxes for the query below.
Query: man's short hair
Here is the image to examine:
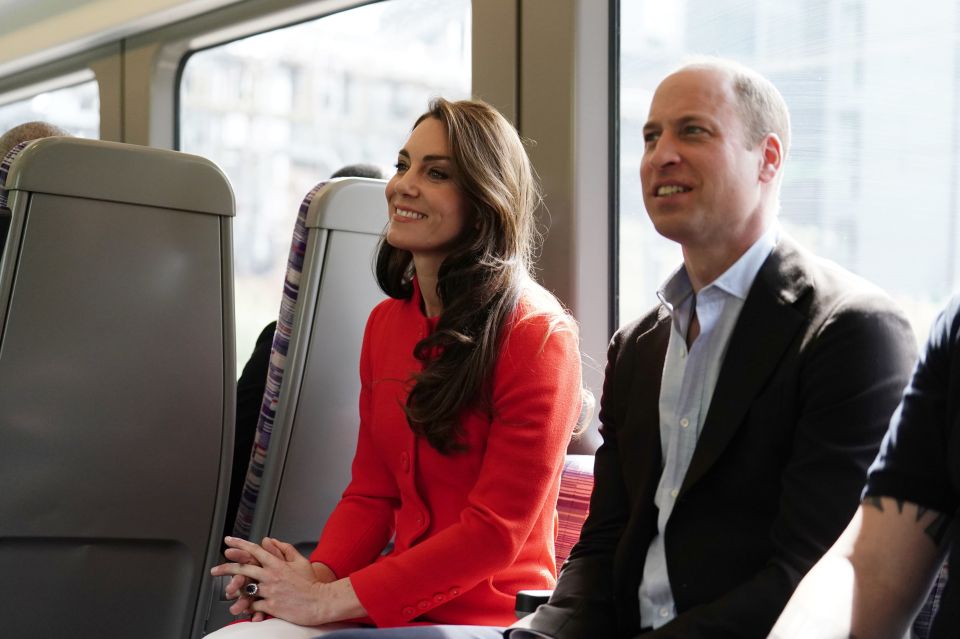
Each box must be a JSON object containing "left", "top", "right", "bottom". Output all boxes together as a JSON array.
[
  {"left": 0, "top": 121, "right": 70, "bottom": 159},
  {"left": 330, "top": 163, "right": 384, "bottom": 180},
  {"left": 680, "top": 57, "right": 791, "bottom": 157}
]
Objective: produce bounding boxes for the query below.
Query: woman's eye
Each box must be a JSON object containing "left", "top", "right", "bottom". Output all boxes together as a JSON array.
[
  {"left": 394, "top": 160, "right": 408, "bottom": 173},
  {"left": 428, "top": 168, "right": 449, "bottom": 180}
]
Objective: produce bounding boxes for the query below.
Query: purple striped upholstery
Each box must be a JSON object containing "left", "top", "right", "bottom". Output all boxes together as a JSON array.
[
  {"left": 0, "top": 141, "right": 33, "bottom": 209},
  {"left": 555, "top": 454, "right": 594, "bottom": 567},
  {"left": 913, "top": 561, "right": 949, "bottom": 639},
  {"left": 232, "top": 180, "right": 330, "bottom": 539}
]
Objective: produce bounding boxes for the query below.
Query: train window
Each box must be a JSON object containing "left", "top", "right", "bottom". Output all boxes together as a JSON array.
[
  {"left": 617, "top": 0, "right": 952, "bottom": 341},
  {"left": 0, "top": 75, "right": 99, "bottom": 140},
  {"left": 180, "top": 0, "right": 471, "bottom": 370}
]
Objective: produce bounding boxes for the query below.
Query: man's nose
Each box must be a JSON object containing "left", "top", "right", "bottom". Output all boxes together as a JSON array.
[{"left": 647, "top": 133, "right": 681, "bottom": 168}]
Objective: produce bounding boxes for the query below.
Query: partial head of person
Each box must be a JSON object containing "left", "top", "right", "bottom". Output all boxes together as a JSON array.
[
  {"left": 641, "top": 58, "right": 790, "bottom": 275},
  {"left": 0, "top": 121, "right": 70, "bottom": 159},
  {"left": 330, "top": 163, "right": 384, "bottom": 180},
  {"left": 378, "top": 97, "right": 547, "bottom": 454}
]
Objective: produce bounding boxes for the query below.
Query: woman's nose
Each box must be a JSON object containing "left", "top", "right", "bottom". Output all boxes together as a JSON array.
[{"left": 393, "top": 170, "right": 418, "bottom": 197}]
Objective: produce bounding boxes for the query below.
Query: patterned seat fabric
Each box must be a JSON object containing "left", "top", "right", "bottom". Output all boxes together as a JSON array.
[
  {"left": 0, "top": 141, "right": 33, "bottom": 209},
  {"left": 555, "top": 454, "right": 594, "bottom": 566},
  {"left": 232, "top": 180, "right": 329, "bottom": 539},
  {"left": 912, "top": 561, "right": 949, "bottom": 639}
]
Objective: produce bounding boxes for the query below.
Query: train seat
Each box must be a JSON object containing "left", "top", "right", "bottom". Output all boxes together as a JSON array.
[
  {"left": 554, "top": 454, "right": 594, "bottom": 567},
  {"left": 204, "top": 177, "right": 387, "bottom": 632},
  {"left": 0, "top": 137, "right": 235, "bottom": 639},
  {"left": 913, "top": 561, "right": 949, "bottom": 638},
  {"left": 230, "top": 180, "right": 326, "bottom": 542}
]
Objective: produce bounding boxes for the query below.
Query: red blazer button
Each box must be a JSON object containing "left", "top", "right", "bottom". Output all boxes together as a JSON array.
[
  {"left": 402, "top": 606, "right": 415, "bottom": 617},
  {"left": 417, "top": 599, "right": 430, "bottom": 609},
  {"left": 433, "top": 592, "right": 445, "bottom": 602}
]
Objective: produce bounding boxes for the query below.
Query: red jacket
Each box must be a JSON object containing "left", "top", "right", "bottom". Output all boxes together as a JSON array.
[{"left": 310, "top": 278, "right": 582, "bottom": 627}]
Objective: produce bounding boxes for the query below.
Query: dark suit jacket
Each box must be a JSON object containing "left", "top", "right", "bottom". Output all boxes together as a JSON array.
[
  {"left": 517, "top": 237, "right": 918, "bottom": 638},
  {"left": 222, "top": 320, "right": 276, "bottom": 542}
]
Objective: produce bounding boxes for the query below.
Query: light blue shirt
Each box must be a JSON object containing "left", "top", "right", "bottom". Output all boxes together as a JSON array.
[{"left": 638, "top": 225, "right": 779, "bottom": 628}]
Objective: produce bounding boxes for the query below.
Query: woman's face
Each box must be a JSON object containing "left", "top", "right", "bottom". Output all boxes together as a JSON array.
[{"left": 385, "top": 117, "right": 470, "bottom": 265}]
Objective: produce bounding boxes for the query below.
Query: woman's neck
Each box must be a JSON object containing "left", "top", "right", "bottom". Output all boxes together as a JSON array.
[{"left": 413, "top": 254, "right": 444, "bottom": 318}]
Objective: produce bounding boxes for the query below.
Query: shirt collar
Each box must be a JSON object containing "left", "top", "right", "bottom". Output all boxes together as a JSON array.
[{"left": 657, "top": 223, "right": 780, "bottom": 308}]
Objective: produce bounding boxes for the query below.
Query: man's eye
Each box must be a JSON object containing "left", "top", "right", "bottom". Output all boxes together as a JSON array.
[
  {"left": 643, "top": 131, "right": 660, "bottom": 145},
  {"left": 684, "top": 125, "right": 705, "bottom": 135}
]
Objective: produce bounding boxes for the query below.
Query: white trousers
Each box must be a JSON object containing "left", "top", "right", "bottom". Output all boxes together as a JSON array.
[{"left": 206, "top": 619, "right": 363, "bottom": 638}]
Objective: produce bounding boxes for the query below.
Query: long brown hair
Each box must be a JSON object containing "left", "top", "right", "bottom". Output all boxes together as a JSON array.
[{"left": 376, "top": 98, "right": 544, "bottom": 454}]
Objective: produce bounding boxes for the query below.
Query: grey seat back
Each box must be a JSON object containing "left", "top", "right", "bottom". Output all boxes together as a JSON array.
[
  {"left": 203, "top": 177, "right": 386, "bottom": 631},
  {"left": 0, "top": 138, "right": 236, "bottom": 639},
  {"left": 259, "top": 179, "right": 386, "bottom": 553}
]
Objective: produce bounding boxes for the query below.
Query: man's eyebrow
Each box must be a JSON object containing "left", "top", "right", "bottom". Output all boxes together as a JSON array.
[{"left": 676, "top": 115, "right": 707, "bottom": 126}]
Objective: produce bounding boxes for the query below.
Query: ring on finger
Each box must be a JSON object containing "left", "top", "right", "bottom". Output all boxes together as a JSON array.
[{"left": 244, "top": 582, "right": 262, "bottom": 598}]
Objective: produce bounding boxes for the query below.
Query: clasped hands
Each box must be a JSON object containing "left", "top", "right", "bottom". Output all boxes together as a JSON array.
[{"left": 211, "top": 536, "right": 363, "bottom": 626}]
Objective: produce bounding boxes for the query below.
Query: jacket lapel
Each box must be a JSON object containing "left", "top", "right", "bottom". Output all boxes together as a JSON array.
[
  {"left": 679, "top": 237, "right": 812, "bottom": 495},
  {"left": 616, "top": 308, "right": 671, "bottom": 590},
  {"left": 623, "top": 308, "right": 671, "bottom": 486}
]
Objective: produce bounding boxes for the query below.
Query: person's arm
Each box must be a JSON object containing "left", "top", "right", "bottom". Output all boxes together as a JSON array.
[
  {"left": 346, "top": 312, "right": 583, "bottom": 627},
  {"left": 508, "top": 326, "right": 641, "bottom": 639},
  {"left": 646, "top": 299, "right": 918, "bottom": 638},
  {"left": 212, "top": 536, "right": 366, "bottom": 626},
  {"left": 770, "top": 498, "right": 950, "bottom": 639}
]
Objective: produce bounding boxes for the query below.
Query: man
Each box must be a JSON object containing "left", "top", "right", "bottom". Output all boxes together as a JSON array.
[
  {"left": 0, "top": 120, "right": 69, "bottom": 158},
  {"left": 508, "top": 58, "right": 918, "bottom": 637},
  {"left": 771, "top": 295, "right": 959, "bottom": 638},
  {"left": 0, "top": 121, "right": 70, "bottom": 209}
]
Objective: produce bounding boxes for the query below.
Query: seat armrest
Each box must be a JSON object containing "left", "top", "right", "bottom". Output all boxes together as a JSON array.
[{"left": 515, "top": 589, "right": 553, "bottom": 618}]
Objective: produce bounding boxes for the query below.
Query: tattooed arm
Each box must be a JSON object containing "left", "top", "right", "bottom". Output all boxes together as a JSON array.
[{"left": 769, "top": 496, "right": 950, "bottom": 639}]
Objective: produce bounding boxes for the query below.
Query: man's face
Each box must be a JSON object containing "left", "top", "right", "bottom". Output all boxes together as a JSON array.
[{"left": 640, "top": 67, "right": 772, "bottom": 253}]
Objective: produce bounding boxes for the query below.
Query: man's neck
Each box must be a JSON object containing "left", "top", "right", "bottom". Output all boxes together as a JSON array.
[{"left": 681, "top": 220, "right": 772, "bottom": 292}]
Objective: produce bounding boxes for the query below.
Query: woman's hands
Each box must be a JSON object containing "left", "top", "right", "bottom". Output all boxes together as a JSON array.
[{"left": 212, "top": 536, "right": 365, "bottom": 626}]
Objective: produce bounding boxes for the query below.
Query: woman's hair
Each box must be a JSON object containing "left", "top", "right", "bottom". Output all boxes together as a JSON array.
[{"left": 376, "top": 97, "right": 545, "bottom": 454}]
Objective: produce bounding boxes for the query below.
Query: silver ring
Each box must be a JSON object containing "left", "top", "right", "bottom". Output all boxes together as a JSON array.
[{"left": 244, "top": 582, "right": 260, "bottom": 597}]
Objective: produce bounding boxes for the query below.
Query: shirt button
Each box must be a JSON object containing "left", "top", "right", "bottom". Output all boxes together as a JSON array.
[
  {"left": 418, "top": 599, "right": 430, "bottom": 609},
  {"left": 402, "top": 606, "right": 415, "bottom": 616},
  {"left": 659, "top": 607, "right": 669, "bottom": 618},
  {"left": 680, "top": 417, "right": 689, "bottom": 428},
  {"left": 670, "top": 488, "right": 679, "bottom": 498}
]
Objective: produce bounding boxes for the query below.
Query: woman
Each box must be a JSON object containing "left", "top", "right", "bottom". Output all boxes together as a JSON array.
[{"left": 210, "top": 98, "right": 583, "bottom": 637}]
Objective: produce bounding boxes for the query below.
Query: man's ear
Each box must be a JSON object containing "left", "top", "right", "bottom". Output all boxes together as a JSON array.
[{"left": 758, "top": 133, "right": 783, "bottom": 183}]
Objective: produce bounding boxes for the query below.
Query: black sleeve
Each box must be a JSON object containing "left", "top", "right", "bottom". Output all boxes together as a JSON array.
[
  {"left": 223, "top": 321, "right": 277, "bottom": 542},
  {"left": 864, "top": 296, "right": 960, "bottom": 517}
]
